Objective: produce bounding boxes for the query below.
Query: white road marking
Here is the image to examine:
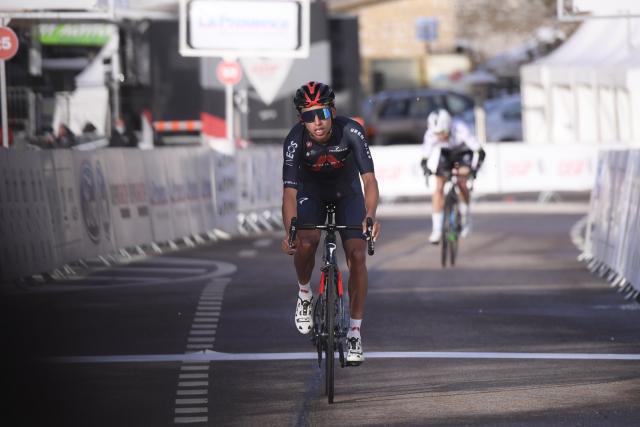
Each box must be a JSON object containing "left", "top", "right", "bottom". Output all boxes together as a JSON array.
[
  {"left": 175, "top": 407, "right": 208, "bottom": 414},
  {"left": 176, "top": 398, "right": 208, "bottom": 405},
  {"left": 191, "top": 324, "right": 218, "bottom": 329},
  {"left": 177, "top": 389, "right": 208, "bottom": 396},
  {"left": 189, "top": 330, "right": 217, "bottom": 336},
  {"left": 180, "top": 365, "right": 209, "bottom": 371},
  {"left": 178, "top": 381, "right": 209, "bottom": 387},
  {"left": 174, "top": 416, "right": 208, "bottom": 424},
  {"left": 52, "top": 350, "right": 640, "bottom": 363},
  {"left": 193, "top": 317, "right": 218, "bottom": 322},
  {"left": 237, "top": 249, "right": 258, "bottom": 258},
  {"left": 179, "top": 374, "right": 209, "bottom": 380}
]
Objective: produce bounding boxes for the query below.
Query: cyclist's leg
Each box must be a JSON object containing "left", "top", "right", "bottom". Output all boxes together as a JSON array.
[
  {"left": 293, "top": 193, "right": 324, "bottom": 333},
  {"left": 454, "top": 150, "right": 474, "bottom": 236},
  {"left": 430, "top": 152, "right": 450, "bottom": 243},
  {"left": 337, "top": 196, "right": 367, "bottom": 364}
]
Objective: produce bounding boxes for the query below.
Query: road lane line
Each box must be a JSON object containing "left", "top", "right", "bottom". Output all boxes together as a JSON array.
[
  {"left": 191, "top": 324, "right": 218, "bottom": 329},
  {"left": 179, "top": 374, "right": 209, "bottom": 380},
  {"left": 174, "top": 416, "right": 208, "bottom": 424},
  {"left": 175, "top": 407, "right": 208, "bottom": 414},
  {"left": 176, "top": 398, "right": 208, "bottom": 405},
  {"left": 52, "top": 350, "right": 640, "bottom": 363}
]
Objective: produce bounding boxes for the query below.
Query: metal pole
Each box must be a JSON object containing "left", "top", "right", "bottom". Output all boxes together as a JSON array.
[
  {"left": 1, "top": 17, "right": 7, "bottom": 148},
  {"left": 1, "top": 59, "right": 7, "bottom": 148},
  {"left": 225, "top": 83, "right": 234, "bottom": 144}
]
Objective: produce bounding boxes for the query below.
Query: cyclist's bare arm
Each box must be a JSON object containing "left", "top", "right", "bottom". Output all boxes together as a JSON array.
[
  {"left": 361, "top": 172, "right": 381, "bottom": 241},
  {"left": 282, "top": 187, "right": 298, "bottom": 254}
]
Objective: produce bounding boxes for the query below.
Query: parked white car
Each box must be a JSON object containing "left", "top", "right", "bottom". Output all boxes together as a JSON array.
[{"left": 460, "top": 94, "right": 523, "bottom": 142}]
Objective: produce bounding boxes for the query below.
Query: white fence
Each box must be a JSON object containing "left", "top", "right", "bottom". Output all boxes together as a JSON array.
[
  {"left": 0, "top": 146, "right": 241, "bottom": 281},
  {"left": 583, "top": 148, "right": 640, "bottom": 294},
  {"left": 1, "top": 142, "right": 630, "bottom": 283},
  {"left": 370, "top": 143, "right": 599, "bottom": 199}
]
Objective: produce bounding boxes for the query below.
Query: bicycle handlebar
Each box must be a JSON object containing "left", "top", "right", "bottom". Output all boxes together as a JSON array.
[{"left": 287, "top": 216, "right": 375, "bottom": 256}]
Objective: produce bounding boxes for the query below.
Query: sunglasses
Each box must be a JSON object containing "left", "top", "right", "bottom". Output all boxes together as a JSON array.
[{"left": 300, "top": 107, "right": 332, "bottom": 123}]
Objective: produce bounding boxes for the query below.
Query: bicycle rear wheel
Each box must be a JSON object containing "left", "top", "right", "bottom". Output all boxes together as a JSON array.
[
  {"left": 441, "top": 203, "right": 451, "bottom": 267},
  {"left": 449, "top": 205, "right": 460, "bottom": 266},
  {"left": 325, "top": 266, "right": 336, "bottom": 403}
]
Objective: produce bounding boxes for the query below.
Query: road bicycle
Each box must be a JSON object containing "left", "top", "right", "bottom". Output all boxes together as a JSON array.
[
  {"left": 441, "top": 168, "right": 464, "bottom": 267},
  {"left": 288, "top": 203, "right": 374, "bottom": 404}
]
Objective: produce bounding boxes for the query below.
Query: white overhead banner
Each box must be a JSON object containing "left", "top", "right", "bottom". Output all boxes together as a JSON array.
[{"left": 180, "top": 0, "right": 310, "bottom": 58}]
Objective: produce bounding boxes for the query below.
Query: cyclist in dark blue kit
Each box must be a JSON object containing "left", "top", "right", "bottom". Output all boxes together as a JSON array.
[{"left": 281, "top": 81, "right": 381, "bottom": 365}]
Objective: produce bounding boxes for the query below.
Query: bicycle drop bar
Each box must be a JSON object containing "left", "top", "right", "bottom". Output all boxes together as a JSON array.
[{"left": 287, "top": 217, "right": 375, "bottom": 256}]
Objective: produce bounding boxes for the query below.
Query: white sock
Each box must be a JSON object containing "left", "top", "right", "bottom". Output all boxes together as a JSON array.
[
  {"left": 459, "top": 202, "right": 469, "bottom": 219},
  {"left": 298, "top": 281, "right": 312, "bottom": 301},
  {"left": 432, "top": 212, "right": 443, "bottom": 232},
  {"left": 347, "top": 318, "right": 362, "bottom": 339}
]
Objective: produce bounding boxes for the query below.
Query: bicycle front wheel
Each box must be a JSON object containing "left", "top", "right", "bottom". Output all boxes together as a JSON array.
[
  {"left": 325, "top": 266, "right": 336, "bottom": 404},
  {"left": 449, "top": 205, "right": 460, "bottom": 266},
  {"left": 441, "top": 203, "right": 451, "bottom": 267}
]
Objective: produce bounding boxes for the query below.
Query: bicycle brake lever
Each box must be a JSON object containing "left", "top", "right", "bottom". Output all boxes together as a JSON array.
[
  {"left": 288, "top": 217, "right": 297, "bottom": 248},
  {"left": 366, "top": 217, "right": 375, "bottom": 256}
]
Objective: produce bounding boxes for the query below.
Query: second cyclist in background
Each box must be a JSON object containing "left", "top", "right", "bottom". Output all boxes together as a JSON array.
[{"left": 420, "top": 109, "right": 485, "bottom": 244}]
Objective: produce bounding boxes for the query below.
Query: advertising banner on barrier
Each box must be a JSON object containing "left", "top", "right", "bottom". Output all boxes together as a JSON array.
[
  {"left": 44, "top": 150, "right": 86, "bottom": 267},
  {"left": 185, "top": 148, "right": 207, "bottom": 235},
  {"left": 144, "top": 149, "right": 176, "bottom": 243},
  {"left": 197, "top": 150, "right": 217, "bottom": 231},
  {"left": 73, "top": 150, "right": 117, "bottom": 259},
  {"left": 0, "top": 149, "right": 9, "bottom": 279},
  {"left": 625, "top": 151, "right": 640, "bottom": 288},
  {"left": 236, "top": 146, "right": 282, "bottom": 212},
  {"left": 165, "top": 148, "right": 194, "bottom": 239},
  {"left": 211, "top": 149, "right": 238, "bottom": 234},
  {"left": 105, "top": 150, "right": 154, "bottom": 249},
  {"left": 617, "top": 151, "right": 639, "bottom": 284}
]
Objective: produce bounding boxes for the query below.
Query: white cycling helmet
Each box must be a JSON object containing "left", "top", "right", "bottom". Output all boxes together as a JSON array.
[{"left": 427, "top": 109, "right": 452, "bottom": 134}]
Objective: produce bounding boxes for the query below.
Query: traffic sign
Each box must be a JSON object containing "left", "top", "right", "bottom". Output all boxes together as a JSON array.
[
  {"left": 216, "top": 61, "right": 242, "bottom": 86},
  {"left": 0, "top": 27, "right": 18, "bottom": 61}
]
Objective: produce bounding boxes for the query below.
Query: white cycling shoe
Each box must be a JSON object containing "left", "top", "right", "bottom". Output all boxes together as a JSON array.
[
  {"left": 346, "top": 336, "right": 364, "bottom": 366},
  {"left": 461, "top": 219, "right": 472, "bottom": 238},
  {"left": 295, "top": 297, "right": 313, "bottom": 334},
  {"left": 429, "top": 229, "right": 442, "bottom": 245}
]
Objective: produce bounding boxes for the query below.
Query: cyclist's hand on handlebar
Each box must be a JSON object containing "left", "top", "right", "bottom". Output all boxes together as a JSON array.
[
  {"left": 420, "top": 158, "right": 431, "bottom": 176},
  {"left": 362, "top": 217, "right": 381, "bottom": 242},
  {"left": 281, "top": 235, "right": 297, "bottom": 255}
]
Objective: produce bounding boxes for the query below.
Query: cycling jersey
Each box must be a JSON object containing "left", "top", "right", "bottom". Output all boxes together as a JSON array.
[
  {"left": 282, "top": 116, "right": 374, "bottom": 201},
  {"left": 283, "top": 116, "right": 374, "bottom": 241},
  {"left": 422, "top": 119, "right": 481, "bottom": 159}
]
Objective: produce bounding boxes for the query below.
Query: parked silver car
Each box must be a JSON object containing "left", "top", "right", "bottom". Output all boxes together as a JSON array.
[
  {"left": 460, "top": 94, "right": 522, "bottom": 142},
  {"left": 362, "top": 89, "right": 474, "bottom": 145}
]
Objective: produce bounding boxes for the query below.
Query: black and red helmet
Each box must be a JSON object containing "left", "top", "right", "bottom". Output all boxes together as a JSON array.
[{"left": 293, "top": 81, "right": 335, "bottom": 110}]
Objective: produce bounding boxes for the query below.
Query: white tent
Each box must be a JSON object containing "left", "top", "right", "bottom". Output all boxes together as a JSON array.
[{"left": 521, "top": 17, "right": 640, "bottom": 145}]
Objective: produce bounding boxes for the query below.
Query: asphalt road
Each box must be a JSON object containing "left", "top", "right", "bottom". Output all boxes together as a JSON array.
[{"left": 2, "top": 202, "right": 640, "bottom": 426}]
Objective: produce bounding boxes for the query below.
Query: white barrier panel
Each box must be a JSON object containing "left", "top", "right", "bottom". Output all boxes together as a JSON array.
[
  {"left": 73, "top": 151, "right": 117, "bottom": 259},
  {"left": 237, "top": 146, "right": 282, "bottom": 213},
  {"left": 0, "top": 149, "right": 9, "bottom": 279},
  {"left": 185, "top": 148, "right": 208, "bottom": 235},
  {"left": 45, "top": 150, "right": 86, "bottom": 267},
  {"left": 369, "top": 143, "right": 599, "bottom": 200},
  {"left": 197, "top": 150, "right": 217, "bottom": 231},
  {"left": 586, "top": 148, "right": 640, "bottom": 291},
  {"left": 211, "top": 149, "right": 238, "bottom": 234},
  {"left": 165, "top": 148, "right": 193, "bottom": 239},
  {"left": 106, "top": 150, "right": 154, "bottom": 249},
  {"left": 144, "top": 149, "right": 176, "bottom": 243}
]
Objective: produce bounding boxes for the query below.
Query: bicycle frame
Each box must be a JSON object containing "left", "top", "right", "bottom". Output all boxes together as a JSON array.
[{"left": 287, "top": 203, "right": 374, "bottom": 403}]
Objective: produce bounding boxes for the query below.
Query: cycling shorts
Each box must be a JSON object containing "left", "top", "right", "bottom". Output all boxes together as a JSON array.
[
  {"left": 435, "top": 148, "right": 474, "bottom": 177},
  {"left": 296, "top": 192, "right": 366, "bottom": 243}
]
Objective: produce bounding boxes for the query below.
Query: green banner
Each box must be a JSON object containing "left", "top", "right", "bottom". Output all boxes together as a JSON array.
[{"left": 38, "top": 24, "right": 114, "bottom": 46}]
